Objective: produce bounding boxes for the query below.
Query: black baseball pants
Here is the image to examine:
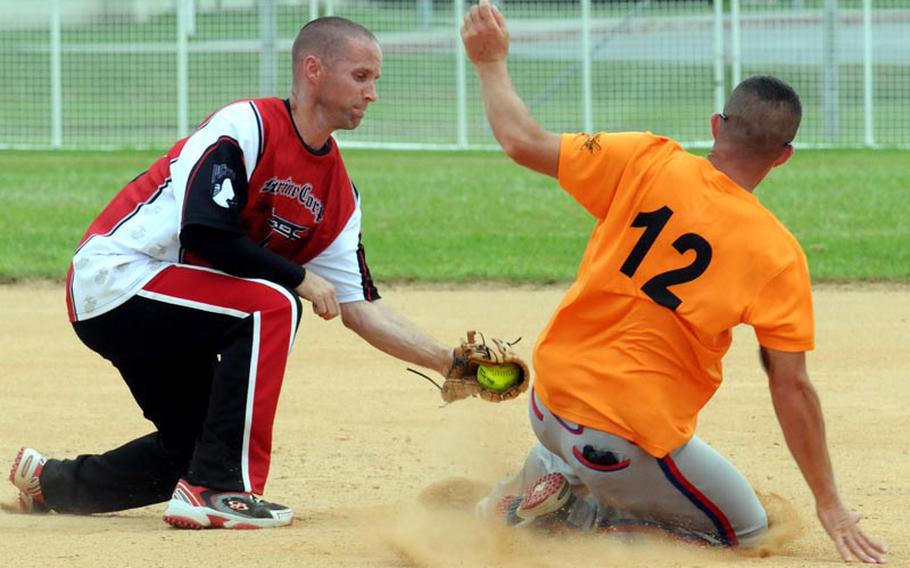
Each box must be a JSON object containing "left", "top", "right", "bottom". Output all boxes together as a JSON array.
[{"left": 41, "top": 265, "right": 301, "bottom": 514}]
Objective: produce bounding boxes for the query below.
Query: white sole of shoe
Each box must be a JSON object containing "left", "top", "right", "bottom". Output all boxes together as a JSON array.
[
  {"left": 516, "top": 473, "right": 571, "bottom": 521},
  {"left": 162, "top": 499, "right": 292, "bottom": 530},
  {"left": 9, "top": 447, "right": 46, "bottom": 513}
]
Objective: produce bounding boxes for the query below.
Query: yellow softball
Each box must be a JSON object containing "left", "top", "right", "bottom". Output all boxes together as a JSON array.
[{"left": 477, "top": 363, "right": 520, "bottom": 393}]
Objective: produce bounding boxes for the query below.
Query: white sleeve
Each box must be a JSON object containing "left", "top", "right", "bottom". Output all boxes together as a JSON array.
[
  {"left": 303, "top": 190, "right": 376, "bottom": 304},
  {"left": 168, "top": 100, "right": 263, "bottom": 216}
]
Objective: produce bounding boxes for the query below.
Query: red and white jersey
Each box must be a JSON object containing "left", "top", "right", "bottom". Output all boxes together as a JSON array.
[{"left": 67, "top": 98, "right": 378, "bottom": 322}]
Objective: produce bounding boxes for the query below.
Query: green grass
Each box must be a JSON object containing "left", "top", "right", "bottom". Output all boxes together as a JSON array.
[
  {"left": 0, "top": 151, "right": 156, "bottom": 280},
  {"left": 0, "top": 148, "right": 907, "bottom": 284},
  {"left": 759, "top": 149, "right": 910, "bottom": 280},
  {"left": 347, "top": 151, "right": 593, "bottom": 283}
]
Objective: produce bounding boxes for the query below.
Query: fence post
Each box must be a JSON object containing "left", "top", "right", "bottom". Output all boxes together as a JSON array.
[
  {"left": 581, "top": 0, "right": 593, "bottom": 133},
  {"left": 309, "top": 0, "right": 319, "bottom": 21},
  {"left": 260, "top": 0, "right": 277, "bottom": 97},
  {"left": 713, "top": 0, "right": 725, "bottom": 113},
  {"left": 325, "top": 0, "right": 334, "bottom": 17},
  {"left": 730, "top": 0, "right": 741, "bottom": 87},
  {"left": 418, "top": 0, "right": 433, "bottom": 29},
  {"left": 176, "top": 0, "right": 190, "bottom": 138},
  {"left": 823, "top": 0, "right": 839, "bottom": 139},
  {"left": 863, "top": 0, "right": 874, "bottom": 146},
  {"left": 50, "top": 0, "right": 62, "bottom": 148},
  {"left": 455, "top": 0, "right": 468, "bottom": 148},
  {"left": 187, "top": 0, "right": 196, "bottom": 35}
]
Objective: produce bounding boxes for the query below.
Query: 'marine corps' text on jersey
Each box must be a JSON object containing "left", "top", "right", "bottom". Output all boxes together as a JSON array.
[
  {"left": 260, "top": 177, "right": 325, "bottom": 223},
  {"left": 67, "top": 98, "right": 376, "bottom": 322}
]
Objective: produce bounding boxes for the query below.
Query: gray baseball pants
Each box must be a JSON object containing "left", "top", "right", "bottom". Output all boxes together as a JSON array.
[{"left": 484, "top": 387, "right": 768, "bottom": 546}]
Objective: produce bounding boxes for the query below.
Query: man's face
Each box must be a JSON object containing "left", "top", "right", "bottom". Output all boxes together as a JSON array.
[{"left": 316, "top": 37, "right": 382, "bottom": 131}]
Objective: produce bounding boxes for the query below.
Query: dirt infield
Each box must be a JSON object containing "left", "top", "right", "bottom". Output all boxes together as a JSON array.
[{"left": 0, "top": 283, "right": 905, "bottom": 567}]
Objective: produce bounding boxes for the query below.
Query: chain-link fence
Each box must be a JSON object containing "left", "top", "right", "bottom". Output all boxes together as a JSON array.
[{"left": 1, "top": 0, "right": 908, "bottom": 150}]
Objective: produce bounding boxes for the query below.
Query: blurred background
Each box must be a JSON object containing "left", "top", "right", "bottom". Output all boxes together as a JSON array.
[{"left": 1, "top": 0, "right": 908, "bottom": 150}]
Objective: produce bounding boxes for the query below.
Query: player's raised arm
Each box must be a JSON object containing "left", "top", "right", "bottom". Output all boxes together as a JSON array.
[
  {"left": 461, "top": 0, "right": 560, "bottom": 178},
  {"left": 761, "top": 347, "right": 888, "bottom": 564}
]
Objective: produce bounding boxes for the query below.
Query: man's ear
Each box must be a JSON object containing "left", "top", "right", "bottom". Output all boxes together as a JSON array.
[
  {"left": 301, "top": 55, "right": 322, "bottom": 83},
  {"left": 710, "top": 113, "right": 723, "bottom": 139},
  {"left": 772, "top": 144, "right": 795, "bottom": 168}
]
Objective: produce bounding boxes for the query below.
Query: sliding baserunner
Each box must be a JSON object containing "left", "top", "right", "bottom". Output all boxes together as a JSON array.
[{"left": 461, "top": 0, "right": 887, "bottom": 563}]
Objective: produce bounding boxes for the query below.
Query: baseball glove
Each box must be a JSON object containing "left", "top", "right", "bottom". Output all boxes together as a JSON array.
[{"left": 409, "top": 331, "right": 530, "bottom": 403}]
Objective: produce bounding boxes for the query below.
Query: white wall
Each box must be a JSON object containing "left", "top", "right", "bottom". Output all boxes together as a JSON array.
[
  {"left": 0, "top": 0, "right": 171, "bottom": 29},
  {"left": 0, "top": 0, "right": 306, "bottom": 31}
]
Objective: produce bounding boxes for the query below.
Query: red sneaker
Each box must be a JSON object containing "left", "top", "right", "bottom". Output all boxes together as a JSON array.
[
  {"left": 163, "top": 479, "right": 292, "bottom": 529},
  {"left": 515, "top": 472, "right": 576, "bottom": 526}
]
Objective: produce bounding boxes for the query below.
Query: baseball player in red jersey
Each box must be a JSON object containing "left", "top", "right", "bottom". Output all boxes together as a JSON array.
[
  {"left": 8, "top": 17, "right": 458, "bottom": 530},
  {"left": 461, "top": 0, "right": 887, "bottom": 563}
]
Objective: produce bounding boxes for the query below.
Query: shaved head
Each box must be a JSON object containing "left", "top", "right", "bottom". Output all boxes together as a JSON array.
[
  {"left": 292, "top": 17, "right": 377, "bottom": 71},
  {"left": 720, "top": 76, "right": 802, "bottom": 161},
  {"left": 289, "top": 16, "right": 381, "bottom": 138}
]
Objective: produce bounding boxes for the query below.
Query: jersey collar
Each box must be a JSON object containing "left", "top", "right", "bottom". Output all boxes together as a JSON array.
[{"left": 283, "top": 99, "right": 333, "bottom": 157}]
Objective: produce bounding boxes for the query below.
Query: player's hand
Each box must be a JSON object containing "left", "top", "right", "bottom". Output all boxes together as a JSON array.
[
  {"left": 816, "top": 502, "right": 888, "bottom": 564},
  {"left": 295, "top": 271, "right": 339, "bottom": 320},
  {"left": 461, "top": 0, "right": 509, "bottom": 65}
]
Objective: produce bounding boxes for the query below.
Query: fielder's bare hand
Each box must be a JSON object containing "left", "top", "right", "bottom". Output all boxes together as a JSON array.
[
  {"left": 817, "top": 501, "right": 888, "bottom": 564},
  {"left": 461, "top": 0, "right": 509, "bottom": 64},
  {"left": 295, "top": 271, "right": 339, "bottom": 320}
]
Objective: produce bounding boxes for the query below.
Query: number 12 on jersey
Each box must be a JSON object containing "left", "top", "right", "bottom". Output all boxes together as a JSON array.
[{"left": 619, "top": 206, "right": 713, "bottom": 311}]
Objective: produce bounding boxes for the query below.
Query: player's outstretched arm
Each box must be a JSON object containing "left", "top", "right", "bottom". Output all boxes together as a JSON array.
[
  {"left": 762, "top": 347, "right": 888, "bottom": 564},
  {"left": 461, "top": 0, "right": 560, "bottom": 177},
  {"left": 340, "top": 299, "right": 452, "bottom": 377}
]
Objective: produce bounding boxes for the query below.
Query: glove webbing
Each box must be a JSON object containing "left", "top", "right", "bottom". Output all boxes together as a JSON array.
[{"left": 406, "top": 334, "right": 522, "bottom": 394}]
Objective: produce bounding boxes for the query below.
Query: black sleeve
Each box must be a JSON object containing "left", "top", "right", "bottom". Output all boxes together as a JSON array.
[
  {"left": 181, "top": 225, "right": 307, "bottom": 290},
  {"left": 182, "top": 136, "right": 249, "bottom": 234}
]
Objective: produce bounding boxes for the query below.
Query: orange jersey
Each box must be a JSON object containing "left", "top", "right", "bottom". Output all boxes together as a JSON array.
[{"left": 533, "top": 132, "right": 814, "bottom": 458}]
